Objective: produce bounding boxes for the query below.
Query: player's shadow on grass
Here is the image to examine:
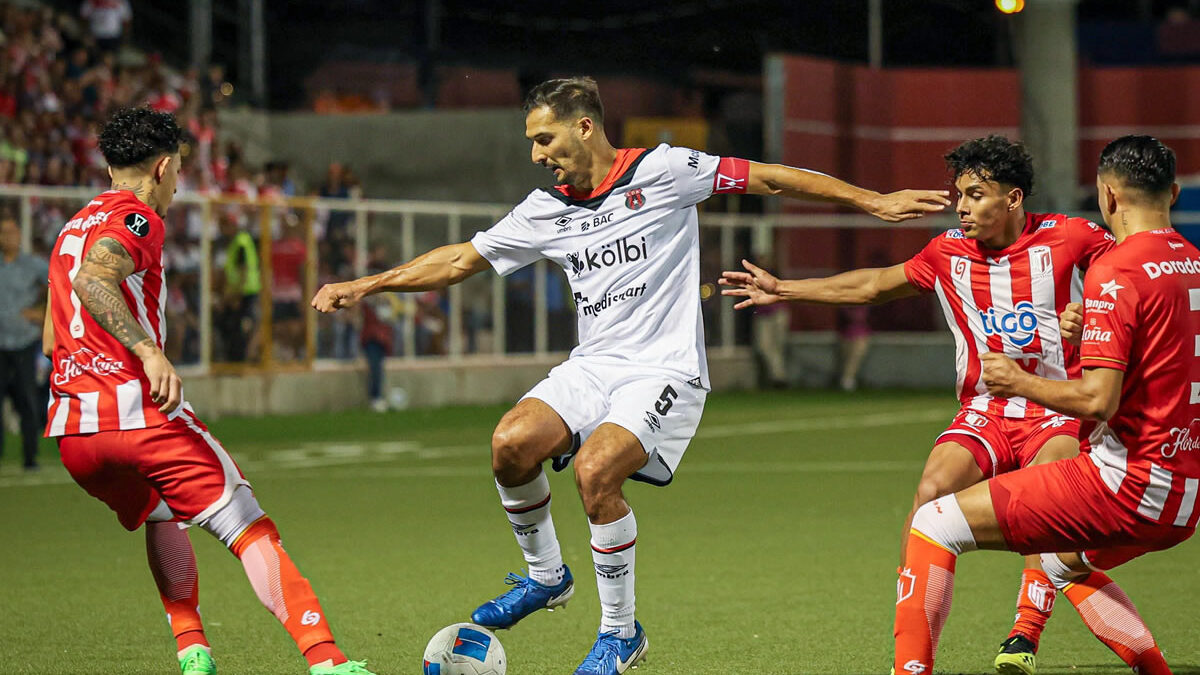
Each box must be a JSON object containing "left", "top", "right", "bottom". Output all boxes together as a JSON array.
[{"left": 1036, "top": 662, "right": 1195, "bottom": 667}]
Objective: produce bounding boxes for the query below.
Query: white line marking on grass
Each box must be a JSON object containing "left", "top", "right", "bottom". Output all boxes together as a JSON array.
[
  {"left": 0, "top": 407, "right": 950, "bottom": 488},
  {"left": 695, "top": 409, "right": 948, "bottom": 440}
]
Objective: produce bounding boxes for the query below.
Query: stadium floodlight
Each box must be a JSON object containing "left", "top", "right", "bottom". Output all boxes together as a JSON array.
[{"left": 995, "top": 0, "right": 1025, "bottom": 13}]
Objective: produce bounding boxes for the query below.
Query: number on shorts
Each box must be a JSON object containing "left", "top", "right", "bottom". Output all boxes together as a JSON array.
[
  {"left": 58, "top": 234, "right": 87, "bottom": 338},
  {"left": 654, "top": 385, "right": 678, "bottom": 415}
]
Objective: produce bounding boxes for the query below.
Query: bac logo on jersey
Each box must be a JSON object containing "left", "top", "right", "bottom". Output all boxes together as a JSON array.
[
  {"left": 125, "top": 213, "right": 149, "bottom": 237},
  {"left": 980, "top": 301, "right": 1038, "bottom": 347},
  {"left": 625, "top": 188, "right": 646, "bottom": 211},
  {"left": 1029, "top": 246, "right": 1052, "bottom": 277}
]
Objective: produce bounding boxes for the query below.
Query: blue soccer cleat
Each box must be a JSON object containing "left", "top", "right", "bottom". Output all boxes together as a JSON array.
[
  {"left": 573, "top": 621, "right": 648, "bottom": 675},
  {"left": 470, "top": 566, "right": 574, "bottom": 629}
]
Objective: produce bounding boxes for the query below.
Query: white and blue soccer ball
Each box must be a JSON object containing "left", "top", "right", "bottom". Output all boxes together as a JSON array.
[{"left": 422, "top": 623, "right": 507, "bottom": 675}]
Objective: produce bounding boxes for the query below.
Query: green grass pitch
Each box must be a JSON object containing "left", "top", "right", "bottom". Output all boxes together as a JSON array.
[{"left": 2, "top": 389, "right": 1197, "bottom": 674}]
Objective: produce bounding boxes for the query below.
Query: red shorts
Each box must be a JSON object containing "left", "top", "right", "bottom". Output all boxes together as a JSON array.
[
  {"left": 936, "top": 409, "right": 1080, "bottom": 477},
  {"left": 990, "top": 453, "right": 1195, "bottom": 568},
  {"left": 57, "top": 409, "right": 249, "bottom": 531}
]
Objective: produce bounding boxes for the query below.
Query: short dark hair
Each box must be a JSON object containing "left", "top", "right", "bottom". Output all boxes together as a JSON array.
[
  {"left": 522, "top": 77, "right": 604, "bottom": 125},
  {"left": 98, "top": 107, "right": 184, "bottom": 169},
  {"left": 945, "top": 135, "right": 1035, "bottom": 197},
  {"left": 1098, "top": 135, "right": 1176, "bottom": 196}
]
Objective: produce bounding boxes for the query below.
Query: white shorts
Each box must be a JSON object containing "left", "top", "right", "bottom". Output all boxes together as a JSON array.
[{"left": 522, "top": 357, "right": 707, "bottom": 486}]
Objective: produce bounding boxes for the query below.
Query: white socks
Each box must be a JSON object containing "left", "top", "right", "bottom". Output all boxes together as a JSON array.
[
  {"left": 911, "top": 494, "right": 979, "bottom": 555},
  {"left": 590, "top": 510, "right": 638, "bottom": 639},
  {"left": 497, "top": 473, "right": 565, "bottom": 587}
]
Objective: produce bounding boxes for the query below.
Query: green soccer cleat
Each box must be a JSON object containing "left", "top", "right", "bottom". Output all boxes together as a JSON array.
[
  {"left": 309, "top": 660, "right": 376, "bottom": 675},
  {"left": 994, "top": 634, "right": 1037, "bottom": 675},
  {"left": 178, "top": 645, "right": 216, "bottom": 675}
]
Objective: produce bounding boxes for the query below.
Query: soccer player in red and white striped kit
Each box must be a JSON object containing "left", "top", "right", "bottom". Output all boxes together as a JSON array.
[
  {"left": 721, "top": 135, "right": 1162, "bottom": 673},
  {"left": 895, "top": 135, "right": 1194, "bottom": 674},
  {"left": 45, "top": 107, "right": 374, "bottom": 675}
]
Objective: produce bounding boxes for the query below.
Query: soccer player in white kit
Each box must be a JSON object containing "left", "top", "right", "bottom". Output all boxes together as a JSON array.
[{"left": 311, "top": 76, "right": 950, "bottom": 675}]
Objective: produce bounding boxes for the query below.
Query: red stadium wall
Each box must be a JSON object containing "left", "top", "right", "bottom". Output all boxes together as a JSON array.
[{"left": 772, "top": 53, "right": 1200, "bottom": 331}]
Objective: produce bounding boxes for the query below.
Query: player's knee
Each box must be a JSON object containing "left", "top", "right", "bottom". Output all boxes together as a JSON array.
[
  {"left": 910, "top": 494, "right": 978, "bottom": 555},
  {"left": 195, "top": 485, "right": 266, "bottom": 549},
  {"left": 914, "top": 475, "right": 952, "bottom": 507},
  {"left": 573, "top": 455, "right": 618, "bottom": 516},
  {"left": 491, "top": 426, "right": 538, "bottom": 474}
]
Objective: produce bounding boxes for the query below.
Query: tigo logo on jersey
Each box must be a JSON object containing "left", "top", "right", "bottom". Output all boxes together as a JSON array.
[
  {"left": 979, "top": 301, "right": 1039, "bottom": 347},
  {"left": 565, "top": 236, "right": 649, "bottom": 277}
]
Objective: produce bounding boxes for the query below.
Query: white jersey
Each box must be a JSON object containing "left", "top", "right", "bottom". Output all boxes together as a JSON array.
[{"left": 472, "top": 143, "right": 749, "bottom": 389}]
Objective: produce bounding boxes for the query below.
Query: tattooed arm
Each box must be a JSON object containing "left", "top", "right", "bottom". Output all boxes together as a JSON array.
[{"left": 72, "top": 236, "right": 181, "bottom": 412}]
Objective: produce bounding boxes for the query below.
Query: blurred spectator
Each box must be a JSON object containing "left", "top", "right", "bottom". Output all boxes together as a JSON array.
[
  {"left": 215, "top": 210, "right": 261, "bottom": 362},
  {"left": 266, "top": 160, "right": 296, "bottom": 197},
  {"left": 80, "top": 0, "right": 131, "bottom": 54},
  {"left": 270, "top": 213, "right": 307, "bottom": 361},
  {"left": 837, "top": 306, "right": 872, "bottom": 391},
  {"left": 360, "top": 248, "right": 397, "bottom": 411},
  {"left": 0, "top": 217, "right": 47, "bottom": 471},
  {"left": 749, "top": 252, "right": 790, "bottom": 389}
]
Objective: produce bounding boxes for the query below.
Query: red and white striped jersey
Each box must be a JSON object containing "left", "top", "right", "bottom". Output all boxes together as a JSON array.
[
  {"left": 905, "top": 212, "right": 1114, "bottom": 418},
  {"left": 45, "top": 190, "right": 180, "bottom": 437},
  {"left": 1079, "top": 228, "right": 1200, "bottom": 527}
]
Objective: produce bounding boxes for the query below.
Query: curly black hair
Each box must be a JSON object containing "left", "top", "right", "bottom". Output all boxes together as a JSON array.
[
  {"left": 98, "top": 107, "right": 184, "bottom": 169},
  {"left": 944, "top": 135, "right": 1034, "bottom": 197},
  {"left": 1098, "top": 135, "right": 1175, "bottom": 196}
]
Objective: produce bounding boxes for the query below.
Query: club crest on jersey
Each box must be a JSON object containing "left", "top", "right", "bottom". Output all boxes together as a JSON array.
[
  {"left": 625, "top": 188, "right": 645, "bottom": 211},
  {"left": 125, "top": 212, "right": 149, "bottom": 237},
  {"left": 980, "top": 301, "right": 1038, "bottom": 347},
  {"left": 1029, "top": 246, "right": 1052, "bottom": 277}
]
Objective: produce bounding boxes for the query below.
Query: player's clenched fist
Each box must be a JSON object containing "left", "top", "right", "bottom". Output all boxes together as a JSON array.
[
  {"left": 311, "top": 280, "right": 365, "bottom": 313},
  {"left": 980, "top": 352, "right": 1023, "bottom": 397},
  {"left": 1059, "top": 301, "right": 1084, "bottom": 345}
]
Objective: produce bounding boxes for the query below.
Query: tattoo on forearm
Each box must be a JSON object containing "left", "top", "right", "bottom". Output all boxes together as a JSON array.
[{"left": 75, "top": 237, "right": 153, "bottom": 352}]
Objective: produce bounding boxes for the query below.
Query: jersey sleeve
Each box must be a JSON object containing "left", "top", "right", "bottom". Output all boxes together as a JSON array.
[
  {"left": 1079, "top": 264, "right": 1138, "bottom": 372},
  {"left": 902, "top": 235, "right": 941, "bottom": 292},
  {"left": 662, "top": 145, "right": 749, "bottom": 207},
  {"left": 91, "top": 209, "right": 163, "bottom": 272},
  {"left": 1064, "top": 217, "right": 1116, "bottom": 271},
  {"left": 469, "top": 200, "right": 542, "bottom": 277}
]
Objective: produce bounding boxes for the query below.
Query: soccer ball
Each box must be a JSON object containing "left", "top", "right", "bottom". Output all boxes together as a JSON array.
[{"left": 422, "top": 623, "right": 507, "bottom": 675}]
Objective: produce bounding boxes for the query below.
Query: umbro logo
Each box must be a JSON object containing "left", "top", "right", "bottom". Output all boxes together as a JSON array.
[
  {"left": 511, "top": 522, "right": 539, "bottom": 536},
  {"left": 594, "top": 563, "right": 629, "bottom": 579}
]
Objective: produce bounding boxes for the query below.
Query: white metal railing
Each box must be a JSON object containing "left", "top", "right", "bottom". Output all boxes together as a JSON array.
[{"left": 7, "top": 184, "right": 1199, "bottom": 375}]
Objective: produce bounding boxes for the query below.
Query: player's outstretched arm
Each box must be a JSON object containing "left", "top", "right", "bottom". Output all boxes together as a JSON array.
[
  {"left": 720, "top": 260, "right": 918, "bottom": 309},
  {"left": 981, "top": 353, "right": 1123, "bottom": 420},
  {"left": 73, "top": 236, "right": 181, "bottom": 413},
  {"left": 311, "top": 241, "right": 491, "bottom": 313},
  {"left": 744, "top": 162, "right": 950, "bottom": 222}
]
